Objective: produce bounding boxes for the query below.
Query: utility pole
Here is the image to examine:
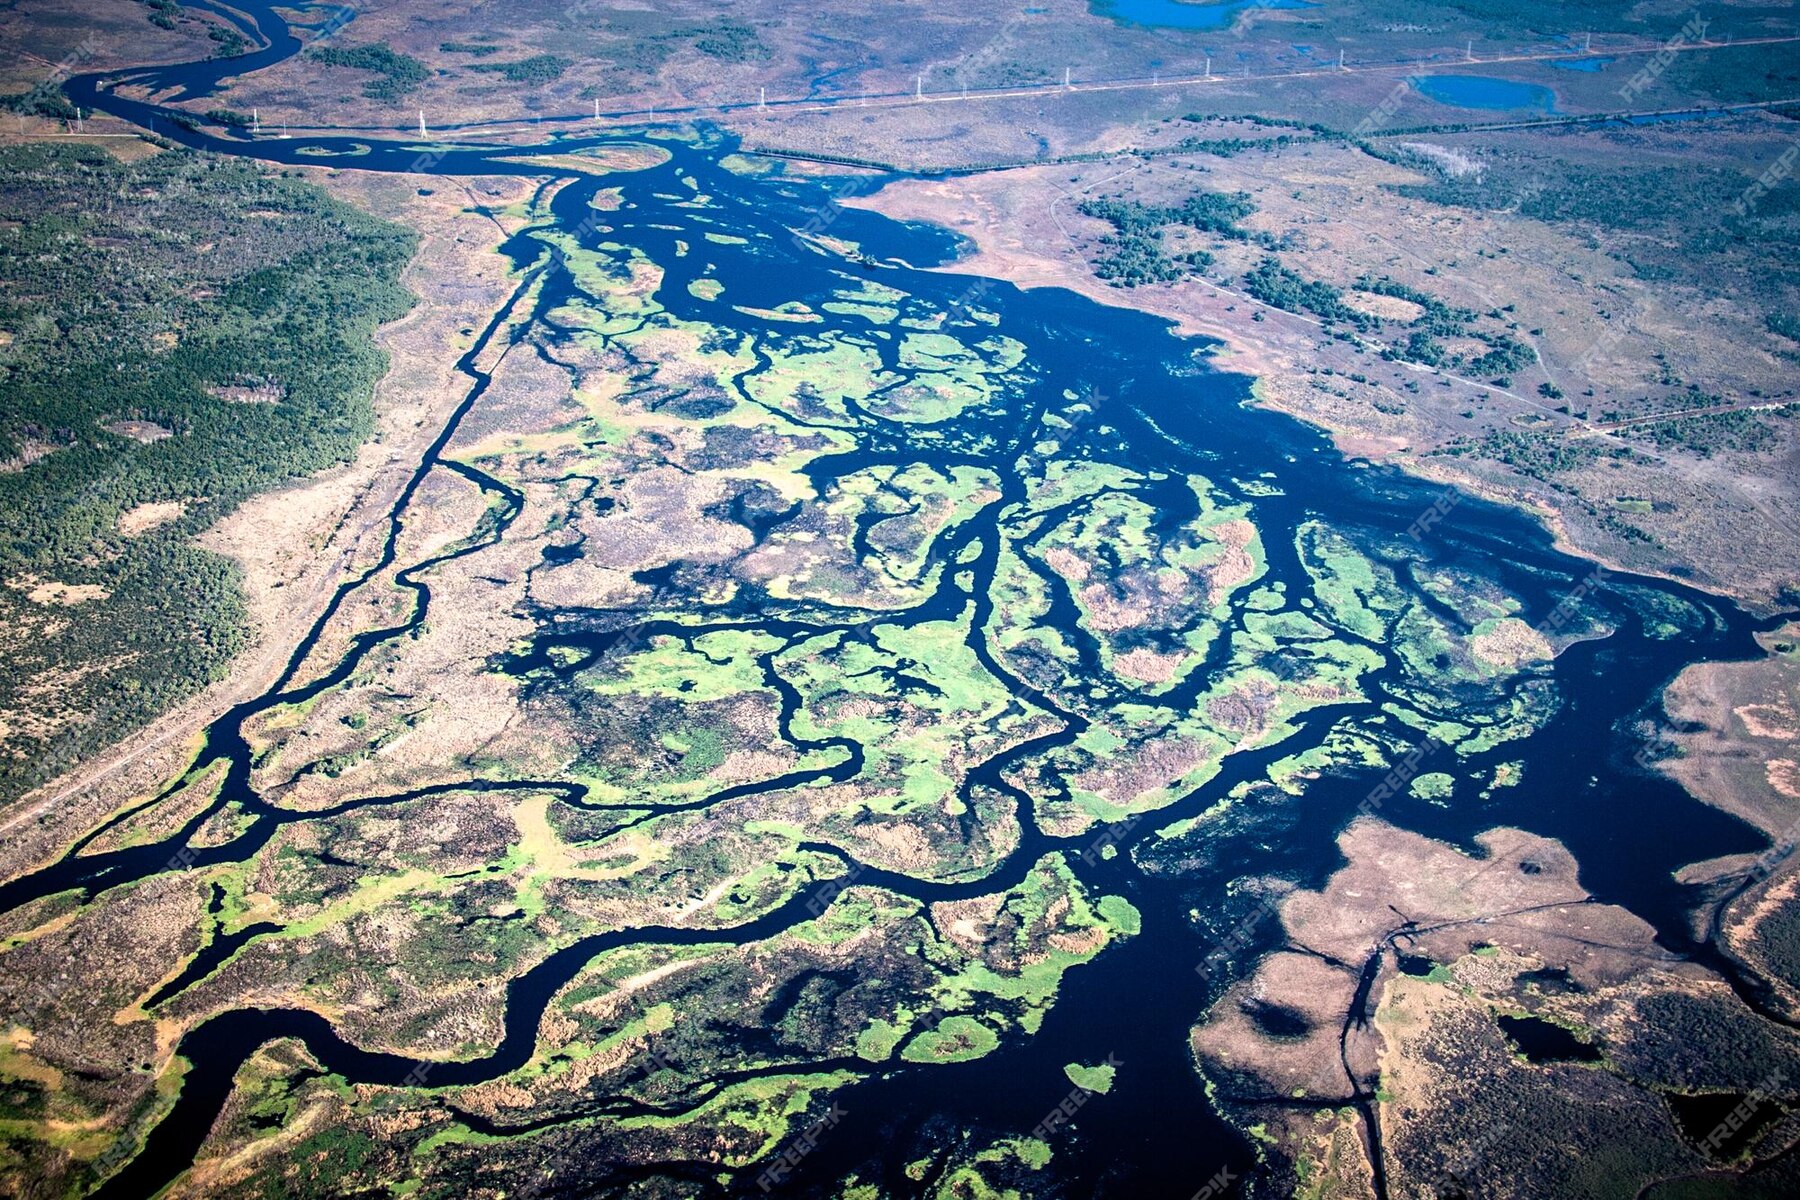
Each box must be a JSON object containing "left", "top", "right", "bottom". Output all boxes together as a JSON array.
[
  {"left": 1064, "top": 66, "right": 1072, "bottom": 88},
  {"left": 758, "top": 86, "right": 766, "bottom": 109},
  {"left": 1466, "top": 38, "right": 1474, "bottom": 61},
  {"left": 75, "top": 107, "right": 84, "bottom": 133},
  {"left": 1697, "top": 18, "right": 1710, "bottom": 43},
  {"left": 1204, "top": 56, "right": 1211, "bottom": 78},
  {"left": 252, "top": 107, "right": 260, "bottom": 135},
  {"left": 594, "top": 98, "right": 600, "bottom": 120},
  {"left": 1338, "top": 48, "right": 1345, "bottom": 70},
  {"left": 916, "top": 73, "right": 923, "bottom": 100},
  {"left": 1152, "top": 70, "right": 1159, "bottom": 87},
  {"left": 418, "top": 109, "right": 426, "bottom": 137},
  {"left": 1583, "top": 31, "right": 1591, "bottom": 53}
]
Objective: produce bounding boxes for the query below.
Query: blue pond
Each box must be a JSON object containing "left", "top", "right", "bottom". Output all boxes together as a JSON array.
[
  {"left": 1550, "top": 56, "right": 1614, "bottom": 72},
  {"left": 1625, "top": 109, "right": 1715, "bottom": 125},
  {"left": 1413, "top": 74, "right": 1557, "bottom": 112},
  {"left": 1093, "top": 0, "right": 1317, "bottom": 30}
]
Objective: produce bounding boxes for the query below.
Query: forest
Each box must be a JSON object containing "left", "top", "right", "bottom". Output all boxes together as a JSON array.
[
  {"left": 309, "top": 42, "right": 431, "bottom": 100},
  {"left": 0, "top": 144, "right": 415, "bottom": 804},
  {"left": 1076, "top": 191, "right": 1258, "bottom": 286}
]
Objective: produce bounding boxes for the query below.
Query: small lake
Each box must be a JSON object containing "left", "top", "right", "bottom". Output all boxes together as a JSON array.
[
  {"left": 1497, "top": 1014, "right": 1603, "bottom": 1063},
  {"left": 1667, "top": 1090, "right": 1786, "bottom": 1159},
  {"left": 1625, "top": 109, "right": 1716, "bottom": 125},
  {"left": 1093, "top": 0, "right": 1318, "bottom": 30},
  {"left": 1551, "top": 56, "right": 1614, "bottom": 72},
  {"left": 1413, "top": 74, "right": 1557, "bottom": 112}
]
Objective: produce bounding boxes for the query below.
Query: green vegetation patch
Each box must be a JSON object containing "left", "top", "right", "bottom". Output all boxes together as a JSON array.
[
  {"left": 1078, "top": 191, "right": 1258, "bottom": 287},
  {"left": 0, "top": 145, "right": 414, "bottom": 804},
  {"left": 900, "top": 1014, "right": 1000, "bottom": 1063},
  {"left": 469, "top": 54, "right": 571, "bottom": 84},
  {"left": 1064, "top": 1060, "right": 1118, "bottom": 1093},
  {"left": 309, "top": 42, "right": 430, "bottom": 101}
]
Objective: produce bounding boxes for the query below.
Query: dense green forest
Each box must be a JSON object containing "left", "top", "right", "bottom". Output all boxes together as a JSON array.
[
  {"left": 469, "top": 54, "right": 572, "bottom": 83},
  {"left": 1242, "top": 257, "right": 1360, "bottom": 325},
  {"left": 310, "top": 42, "right": 431, "bottom": 100},
  {"left": 0, "top": 144, "right": 415, "bottom": 804}
]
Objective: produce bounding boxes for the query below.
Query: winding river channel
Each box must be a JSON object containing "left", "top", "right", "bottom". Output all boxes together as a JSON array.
[{"left": 22, "top": 3, "right": 1795, "bottom": 1197}]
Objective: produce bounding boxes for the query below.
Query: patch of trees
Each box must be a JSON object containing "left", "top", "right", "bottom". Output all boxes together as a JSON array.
[
  {"left": 207, "top": 23, "right": 248, "bottom": 56},
  {"left": 470, "top": 54, "right": 571, "bottom": 84},
  {"left": 1180, "top": 112, "right": 1340, "bottom": 138},
  {"left": 1394, "top": 330, "right": 1446, "bottom": 366},
  {"left": 310, "top": 42, "right": 430, "bottom": 101},
  {"left": 136, "top": 0, "right": 246, "bottom": 53},
  {"left": 1620, "top": 408, "right": 1783, "bottom": 458},
  {"left": 1357, "top": 274, "right": 1477, "bottom": 335},
  {"left": 1242, "top": 257, "right": 1360, "bottom": 324},
  {"left": 1440, "top": 431, "right": 1607, "bottom": 481},
  {"left": 1077, "top": 191, "right": 1256, "bottom": 287},
  {"left": 0, "top": 145, "right": 415, "bottom": 804},
  {"left": 1174, "top": 135, "right": 1299, "bottom": 157},
  {"left": 0, "top": 87, "right": 77, "bottom": 121},
  {"left": 685, "top": 21, "right": 770, "bottom": 62},
  {"left": 1629, "top": 991, "right": 1800, "bottom": 1090},
  {"left": 1460, "top": 332, "right": 1537, "bottom": 379}
]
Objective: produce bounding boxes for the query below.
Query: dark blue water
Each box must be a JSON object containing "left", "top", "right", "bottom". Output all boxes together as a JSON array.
[
  {"left": 1413, "top": 74, "right": 1558, "bottom": 112},
  {"left": 1624, "top": 109, "right": 1717, "bottom": 125},
  {"left": 1497, "top": 1014, "right": 1602, "bottom": 1063},
  {"left": 32, "top": 6, "right": 1793, "bottom": 1200},
  {"left": 1092, "top": 0, "right": 1318, "bottom": 31},
  {"left": 1550, "top": 56, "right": 1615, "bottom": 73}
]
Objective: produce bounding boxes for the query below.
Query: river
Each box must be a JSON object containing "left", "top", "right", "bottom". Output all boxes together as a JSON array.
[{"left": 31, "top": 4, "right": 1788, "bottom": 1198}]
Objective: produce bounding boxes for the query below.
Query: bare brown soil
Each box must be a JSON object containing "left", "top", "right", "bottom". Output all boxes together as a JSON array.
[
  {"left": 1661, "top": 625, "right": 1800, "bottom": 841},
  {"left": 1194, "top": 817, "right": 1770, "bottom": 1198}
]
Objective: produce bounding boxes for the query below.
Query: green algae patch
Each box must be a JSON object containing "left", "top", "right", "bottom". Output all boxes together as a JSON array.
[
  {"left": 1409, "top": 771, "right": 1456, "bottom": 801},
  {"left": 1096, "top": 894, "right": 1142, "bottom": 937},
  {"left": 901, "top": 1015, "right": 1000, "bottom": 1063},
  {"left": 855, "top": 1017, "right": 909, "bottom": 1062},
  {"left": 616, "top": 1070, "right": 859, "bottom": 1162},
  {"left": 1064, "top": 1060, "right": 1118, "bottom": 1094},
  {"left": 584, "top": 629, "right": 784, "bottom": 703},
  {"left": 718, "top": 152, "right": 777, "bottom": 176},
  {"left": 932, "top": 1135, "right": 1054, "bottom": 1196},
  {"left": 822, "top": 300, "right": 898, "bottom": 325},
  {"left": 926, "top": 854, "right": 1138, "bottom": 1034}
]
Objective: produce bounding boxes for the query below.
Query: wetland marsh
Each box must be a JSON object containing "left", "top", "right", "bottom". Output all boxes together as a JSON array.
[{"left": 4, "top": 6, "right": 1794, "bottom": 1196}]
